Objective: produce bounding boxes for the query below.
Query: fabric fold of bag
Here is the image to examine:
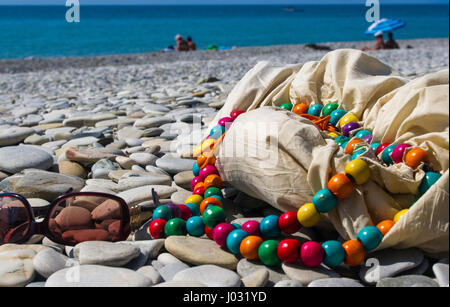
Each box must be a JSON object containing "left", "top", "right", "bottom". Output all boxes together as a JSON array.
[{"left": 213, "top": 49, "right": 449, "bottom": 255}]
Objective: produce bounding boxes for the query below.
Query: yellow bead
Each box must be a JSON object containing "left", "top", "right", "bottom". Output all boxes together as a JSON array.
[
  {"left": 185, "top": 195, "right": 203, "bottom": 206},
  {"left": 328, "top": 132, "right": 341, "bottom": 139},
  {"left": 345, "top": 158, "right": 371, "bottom": 185},
  {"left": 297, "top": 203, "right": 321, "bottom": 227},
  {"left": 193, "top": 139, "right": 215, "bottom": 157},
  {"left": 394, "top": 209, "right": 408, "bottom": 222},
  {"left": 339, "top": 113, "right": 359, "bottom": 129}
]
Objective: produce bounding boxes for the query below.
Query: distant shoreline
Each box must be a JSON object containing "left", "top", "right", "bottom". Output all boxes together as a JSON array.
[{"left": 0, "top": 37, "right": 448, "bottom": 74}]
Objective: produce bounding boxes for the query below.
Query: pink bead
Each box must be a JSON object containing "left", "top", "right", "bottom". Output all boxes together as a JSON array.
[
  {"left": 213, "top": 223, "right": 235, "bottom": 247},
  {"left": 177, "top": 204, "right": 192, "bottom": 221},
  {"left": 230, "top": 110, "right": 245, "bottom": 121},
  {"left": 191, "top": 176, "right": 202, "bottom": 191},
  {"left": 199, "top": 164, "right": 219, "bottom": 181},
  {"left": 300, "top": 241, "right": 324, "bottom": 267},
  {"left": 218, "top": 117, "right": 233, "bottom": 127},
  {"left": 391, "top": 143, "right": 412, "bottom": 164},
  {"left": 241, "top": 220, "right": 261, "bottom": 236}
]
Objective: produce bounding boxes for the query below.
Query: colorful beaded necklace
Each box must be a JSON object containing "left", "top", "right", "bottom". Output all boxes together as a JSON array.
[{"left": 148, "top": 102, "right": 442, "bottom": 268}]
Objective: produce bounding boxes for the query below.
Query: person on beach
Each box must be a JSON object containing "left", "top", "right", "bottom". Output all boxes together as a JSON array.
[
  {"left": 175, "top": 34, "right": 189, "bottom": 52},
  {"left": 361, "top": 31, "right": 385, "bottom": 51},
  {"left": 385, "top": 32, "right": 400, "bottom": 49},
  {"left": 187, "top": 36, "right": 197, "bottom": 51}
]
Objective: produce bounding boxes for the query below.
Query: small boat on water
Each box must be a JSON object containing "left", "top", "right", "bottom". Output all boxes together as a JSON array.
[{"left": 283, "top": 6, "right": 304, "bottom": 13}]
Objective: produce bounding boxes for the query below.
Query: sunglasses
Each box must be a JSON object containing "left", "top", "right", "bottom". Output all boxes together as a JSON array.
[{"left": 0, "top": 190, "right": 154, "bottom": 246}]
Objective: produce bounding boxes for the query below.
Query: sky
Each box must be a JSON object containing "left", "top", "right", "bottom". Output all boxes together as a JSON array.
[{"left": 0, "top": 0, "right": 448, "bottom": 4}]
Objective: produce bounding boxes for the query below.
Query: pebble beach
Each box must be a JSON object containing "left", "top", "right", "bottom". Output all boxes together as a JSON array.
[{"left": 0, "top": 38, "right": 448, "bottom": 288}]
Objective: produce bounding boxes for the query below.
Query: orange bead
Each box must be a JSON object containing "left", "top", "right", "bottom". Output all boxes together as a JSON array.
[
  {"left": 327, "top": 173, "right": 354, "bottom": 199},
  {"left": 194, "top": 182, "right": 205, "bottom": 191},
  {"left": 404, "top": 148, "right": 429, "bottom": 170},
  {"left": 199, "top": 197, "right": 223, "bottom": 214},
  {"left": 344, "top": 138, "right": 363, "bottom": 155},
  {"left": 240, "top": 235, "right": 264, "bottom": 260},
  {"left": 376, "top": 220, "right": 396, "bottom": 236},
  {"left": 292, "top": 103, "right": 309, "bottom": 115},
  {"left": 197, "top": 154, "right": 216, "bottom": 169},
  {"left": 342, "top": 240, "right": 366, "bottom": 267},
  {"left": 204, "top": 174, "right": 223, "bottom": 190}
]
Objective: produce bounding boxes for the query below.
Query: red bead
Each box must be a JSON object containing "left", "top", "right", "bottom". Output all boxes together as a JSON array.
[
  {"left": 193, "top": 186, "right": 205, "bottom": 196},
  {"left": 149, "top": 218, "right": 167, "bottom": 239},
  {"left": 218, "top": 117, "right": 233, "bottom": 127},
  {"left": 205, "top": 225, "right": 214, "bottom": 239},
  {"left": 278, "top": 211, "right": 301, "bottom": 234},
  {"left": 177, "top": 204, "right": 192, "bottom": 221},
  {"left": 213, "top": 223, "right": 235, "bottom": 248},
  {"left": 277, "top": 238, "right": 301, "bottom": 263},
  {"left": 241, "top": 220, "right": 261, "bottom": 236},
  {"left": 230, "top": 110, "right": 245, "bottom": 121},
  {"left": 190, "top": 176, "right": 202, "bottom": 191},
  {"left": 376, "top": 142, "right": 391, "bottom": 156},
  {"left": 300, "top": 241, "right": 324, "bottom": 267}
]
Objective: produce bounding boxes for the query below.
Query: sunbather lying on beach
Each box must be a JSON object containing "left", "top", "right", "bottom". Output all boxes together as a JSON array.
[{"left": 361, "top": 31, "right": 385, "bottom": 51}]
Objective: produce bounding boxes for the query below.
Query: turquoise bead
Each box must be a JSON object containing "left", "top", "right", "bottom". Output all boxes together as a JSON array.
[
  {"left": 355, "top": 129, "right": 372, "bottom": 139},
  {"left": 186, "top": 216, "right": 205, "bottom": 237},
  {"left": 371, "top": 142, "right": 381, "bottom": 153},
  {"left": 204, "top": 187, "right": 223, "bottom": 199},
  {"left": 335, "top": 136, "right": 349, "bottom": 147},
  {"left": 308, "top": 104, "right": 323, "bottom": 117},
  {"left": 357, "top": 226, "right": 383, "bottom": 251},
  {"left": 312, "top": 189, "right": 337, "bottom": 213},
  {"left": 330, "top": 109, "right": 347, "bottom": 127},
  {"left": 351, "top": 149, "right": 366, "bottom": 161},
  {"left": 259, "top": 215, "right": 281, "bottom": 238},
  {"left": 210, "top": 195, "right": 224, "bottom": 204},
  {"left": 322, "top": 240, "right": 345, "bottom": 267},
  {"left": 419, "top": 172, "right": 442, "bottom": 194},
  {"left": 192, "top": 162, "right": 200, "bottom": 177},
  {"left": 231, "top": 223, "right": 241, "bottom": 229},
  {"left": 341, "top": 140, "right": 349, "bottom": 149},
  {"left": 226, "top": 229, "right": 249, "bottom": 254},
  {"left": 153, "top": 205, "right": 172, "bottom": 221},
  {"left": 381, "top": 144, "right": 397, "bottom": 165},
  {"left": 210, "top": 125, "right": 226, "bottom": 140},
  {"left": 185, "top": 203, "right": 200, "bottom": 216}
]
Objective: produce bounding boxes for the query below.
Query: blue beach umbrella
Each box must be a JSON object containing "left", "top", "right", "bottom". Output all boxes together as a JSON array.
[{"left": 365, "top": 18, "right": 406, "bottom": 35}]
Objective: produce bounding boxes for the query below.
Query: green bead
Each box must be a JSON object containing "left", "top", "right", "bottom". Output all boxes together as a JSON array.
[
  {"left": 280, "top": 103, "right": 293, "bottom": 111},
  {"left": 322, "top": 102, "right": 339, "bottom": 116},
  {"left": 258, "top": 240, "right": 281, "bottom": 266},
  {"left": 204, "top": 187, "right": 223, "bottom": 199},
  {"left": 202, "top": 205, "right": 226, "bottom": 229},
  {"left": 164, "top": 218, "right": 186, "bottom": 237}
]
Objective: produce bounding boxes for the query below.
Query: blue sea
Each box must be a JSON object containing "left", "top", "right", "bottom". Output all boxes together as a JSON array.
[{"left": 0, "top": 4, "right": 448, "bottom": 59}]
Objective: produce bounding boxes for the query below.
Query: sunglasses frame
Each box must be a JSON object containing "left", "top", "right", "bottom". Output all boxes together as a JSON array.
[{"left": 0, "top": 192, "right": 131, "bottom": 246}]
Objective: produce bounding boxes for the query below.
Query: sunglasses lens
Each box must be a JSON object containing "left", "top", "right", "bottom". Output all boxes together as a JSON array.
[
  {"left": 48, "top": 195, "right": 128, "bottom": 245},
  {"left": 0, "top": 196, "right": 31, "bottom": 244}
]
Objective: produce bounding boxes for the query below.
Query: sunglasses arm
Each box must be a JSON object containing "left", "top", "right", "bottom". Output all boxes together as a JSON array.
[{"left": 128, "top": 205, "right": 153, "bottom": 232}]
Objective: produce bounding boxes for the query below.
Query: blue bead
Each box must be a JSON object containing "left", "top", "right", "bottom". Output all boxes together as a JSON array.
[
  {"left": 330, "top": 109, "right": 347, "bottom": 127},
  {"left": 186, "top": 216, "right": 205, "bottom": 237},
  {"left": 192, "top": 162, "right": 200, "bottom": 177},
  {"left": 152, "top": 205, "right": 172, "bottom": 221},
  {"left": 210, "top": 125, "right": 226, "bottom": 140},
  {"left": 381, "top": 144, "right": 397, "bottom": 165},
  {"left": 312, "top": 189, "right": 337, "bottom": 213},
  {"left": 355, "top": 129, "right": 372, "bottom": 139},
  {"left": 185, "top": 203, "right": 200, "bottom": 216},
  {"left": 341, "top": 140, "right": 349, "bottom": 149},
  {"left": 307, "top": 104, "right": 323, "bottom": 117},
  {"left": 259, "top": 215, "right": 281, "bottom": 238},
  {"left": 335, "top": 136, "right": 349, "bottom": 147},
  {"left": 226, "top": 229, "right": 249, "bottom": 254},
  {"left": 351, "top": 149, "right": 366, "bottom": 160},
  {"left": 231, "top": 223, "right": 241, "bottom": 229},
  {"left": 322, "top": 240, "right": 345, "bottom": 267},
  {"left": 357, "top": 226, "right": 383, "bottom": 251},
  {"left": 210, "top": 195, "right": 224, "bottom": 205},
  {"left": 371, "top": 142, "right": 381, "bottom": 153},
  {"left": 419, "top": 172, "right": 442, "bottom": 194}
]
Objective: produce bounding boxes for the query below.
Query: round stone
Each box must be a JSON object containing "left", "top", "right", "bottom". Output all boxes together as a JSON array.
[
  {"left": 258, "top": 240, "right": 281, "bottom": 267},
  {"left": 0, "top": 145, "right": 53, "bottom": 174}
]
